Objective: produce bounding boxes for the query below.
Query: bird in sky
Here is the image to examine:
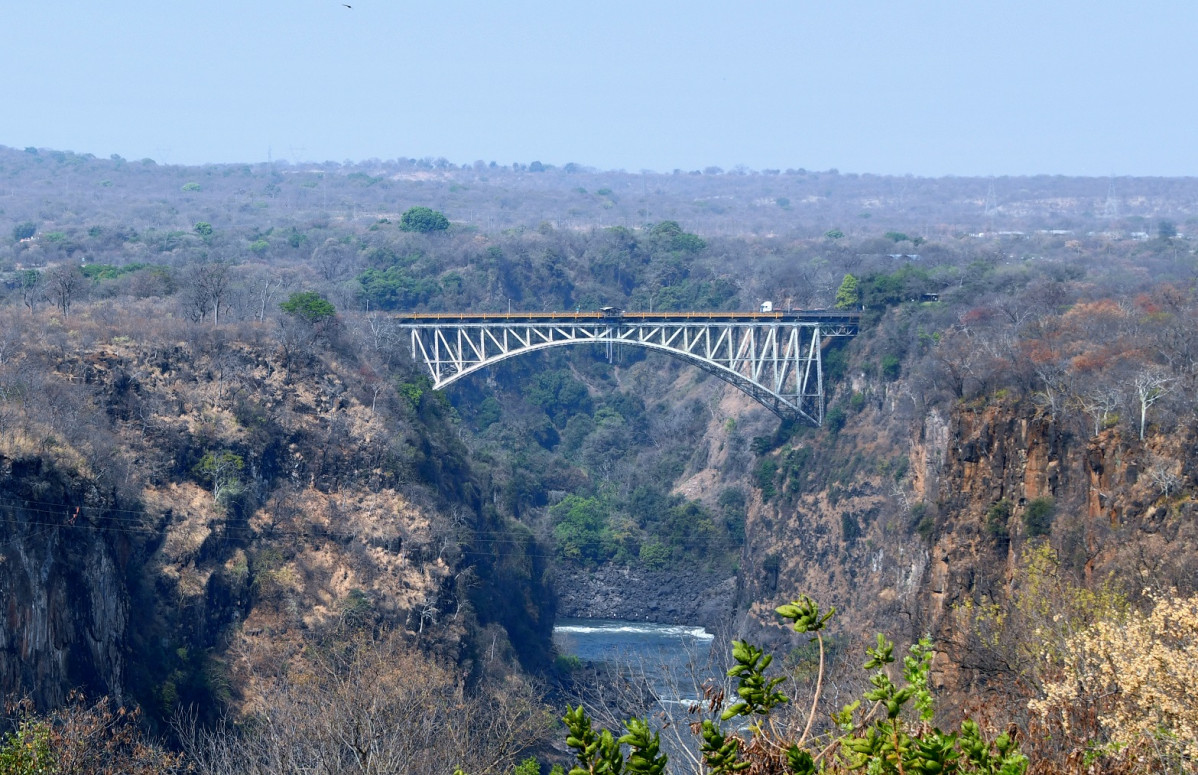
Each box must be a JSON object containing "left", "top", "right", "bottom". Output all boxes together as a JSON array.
[{"left": 342, "top": 3, "right": 352, "bottom": 7}]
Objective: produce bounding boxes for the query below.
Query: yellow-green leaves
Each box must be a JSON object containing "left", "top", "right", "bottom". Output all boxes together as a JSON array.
[
  {"left": 562, "top": 705, "right": 666, "bottom": 775},
  {"left": 864, "top": 632, "right": 895, "bottom": 669},
  {"left": 776, "top": 594, "right": 836, "bottom": 634},
  {"left": 722, "top": 640, "right": 789, "bottom": 720},
  {"left": 618, "top": 718, "right": 667, "bottom": 775},
  {"left": 699, "top": 719, "right": 750, "bottom": 774}
]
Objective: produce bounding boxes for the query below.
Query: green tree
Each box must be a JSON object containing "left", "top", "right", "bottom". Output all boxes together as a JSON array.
[
  {"left": 650, "top": 220, "right": 706, "bottom": 252},
  {"left": 19, "top": 269, "right": 43, "bottom": 316},
  {"left": 357, "top": 266, "right": 441, "bottom": 309},
  {"left": 194, "top": 450, "right": 245, "bottom": 505},
  {"left": 651, "top": 220, "right": 684, "bottom": 238},
  {"left": 986, "top": 498, "right": 1013, "bottom": 539},
  {"left": 550, "top": 495, "right": 613, "bottom": 564},
  {"left": 286, "top": 227, "right": 308, "bottom": 249},
  {"left": 638, "top": 540, "right": 670, "bottom": 569},
  {"left": 280, "top": 291, "right": 337, "bottom": 323},
  {"left": 396, "top": 375, "right": 433, "bottom": 407},
  {"left": 880, "top": 354, "right": 901, "bottom": 380},
  {"left": 0, "top": 718, "right": 54, "bottom": 775},
  {"left": 399, "top": 206, "right": 450, "bottom": 233},
  {"left": 11, "top": 221, "right": 36, "bottom": 241},
  {"left": 527, "top": 369, "right": 592, "bottom": 427},
  {"left": 194, "top": 221, "right": 213, "bottom": 239},
  {"left": 512, "top": 756, "right": 540, "bottom": 775},
  {"left": 835, "top": 274, "right": 860, "bottom": 309},
  {"left": 1022, "top": 497, "right": 1054, "bottom": 537},
  {"left": 670, "top": 231, "right": 706, "bottom": 253}
]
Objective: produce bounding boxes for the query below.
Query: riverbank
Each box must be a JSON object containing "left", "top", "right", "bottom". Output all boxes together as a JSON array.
[{"left": 554, "top": 565, "right": 736, "bottom": 629}]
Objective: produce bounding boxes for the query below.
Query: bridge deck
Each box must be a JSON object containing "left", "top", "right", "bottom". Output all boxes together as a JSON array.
[{"left": 395, "top": 309, "right": 861, "bottom": 326}]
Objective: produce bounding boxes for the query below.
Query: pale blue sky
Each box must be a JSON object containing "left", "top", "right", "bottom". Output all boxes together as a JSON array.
[{"left": 3, "top": 1, "right": 1194, "bottom": 176}]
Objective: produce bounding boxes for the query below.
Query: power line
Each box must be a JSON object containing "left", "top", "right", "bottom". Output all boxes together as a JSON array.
[{"left": 0, "top": 494, "right": 748, "bottom": 560}]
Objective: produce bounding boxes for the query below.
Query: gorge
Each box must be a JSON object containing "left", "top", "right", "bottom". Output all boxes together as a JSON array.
[{"left": 1, "top": 146, "right": 1197, "bottom": 770}]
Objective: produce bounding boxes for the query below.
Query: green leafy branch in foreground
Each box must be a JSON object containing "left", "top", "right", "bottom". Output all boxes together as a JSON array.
[
  {"left": 561, "top": 704, "right": 667, "bottom": 775},
  {"left": 722, "top": 640, "right": 788, "bottom": 724},
  {"left": 563, "top": 595, "right": 1028, "bottom": 775}
]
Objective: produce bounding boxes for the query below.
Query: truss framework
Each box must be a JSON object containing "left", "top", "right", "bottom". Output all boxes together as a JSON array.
[{"left": 401, "top": 317, "right": 858, "bottom": 425}]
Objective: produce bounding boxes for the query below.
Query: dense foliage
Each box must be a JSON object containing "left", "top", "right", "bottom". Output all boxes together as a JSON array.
[
  {"left": 399, "top": 205, "right": 450, "bottom": 233},
  {"left": 279, "top": 290, "right": 336, "bottom": 322}
]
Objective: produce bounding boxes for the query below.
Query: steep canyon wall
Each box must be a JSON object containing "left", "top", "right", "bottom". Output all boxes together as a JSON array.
[
  {"left": 0, "top": 456, "right": 129, "bottom": 708},
  {"left": 728, "top": 381, "right": 1197, "bottom": 680}
]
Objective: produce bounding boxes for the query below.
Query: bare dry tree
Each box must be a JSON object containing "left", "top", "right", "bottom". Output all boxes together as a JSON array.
[{"left": 179, "top": 628, "right": 552, "bottom": 775}]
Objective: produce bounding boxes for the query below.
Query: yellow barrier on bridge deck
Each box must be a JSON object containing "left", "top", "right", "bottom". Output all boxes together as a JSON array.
[{"left": 395, "top": 309, "right": 861, "bottom": 323}]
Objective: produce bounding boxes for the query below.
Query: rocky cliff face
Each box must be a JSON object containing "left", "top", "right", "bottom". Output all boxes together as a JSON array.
[
  {"left": 723, "top": 382, "right": 1197, "bottom": 673},
  {"left": 929, "top": 401, "right": 1198, "bottom": 627},
  {"left": 0, "top": 456, "right": 129, "bottom": 708},
  {"left": 0, "top": 332, "right": 555, "bottom": 717},
  {"left": 5, "top": 317, "right": 1194, "bottom": 718},
  {"left": 554, "top": 564, "right": 735, "bottom": 629}
]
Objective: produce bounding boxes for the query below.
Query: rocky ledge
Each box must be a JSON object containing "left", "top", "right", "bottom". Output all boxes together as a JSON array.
[{"left": 554, "top": 565, "right": 736, "bottom": 629}]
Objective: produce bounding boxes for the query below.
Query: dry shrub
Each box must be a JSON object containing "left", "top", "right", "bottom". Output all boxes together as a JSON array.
[
  {"left": 1031, "top": 591, "right": 1198, "bottom": 772},
  {"left": 182, "top": 629, "right": 552, "bottom": 775},
  {"left": 1, "top": 691, "right": 186, "bottom": 775}
]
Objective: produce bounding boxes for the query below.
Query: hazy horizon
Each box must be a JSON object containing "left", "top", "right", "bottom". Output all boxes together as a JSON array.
[{"left": 5, "top": 1, "right": 1196, "bottom": 177}]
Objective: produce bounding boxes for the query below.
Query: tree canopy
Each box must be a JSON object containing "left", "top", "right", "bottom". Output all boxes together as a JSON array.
[
  {"left": 835, "top": 274, "right": 860, "bottom": 309},
  {"left": 11, "top": 221, "right": 36, "bottom": 241},
  {"left": 280, "top": 291, "right": 337, "bottom": 323},
  {"left": 399, "top": 206, "right": 450, "bottom": 233}
]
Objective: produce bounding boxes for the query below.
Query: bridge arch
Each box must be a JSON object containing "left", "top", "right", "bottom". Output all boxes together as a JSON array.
[{"left": 398, "top": 312, "right": 858, "bottom": 425}]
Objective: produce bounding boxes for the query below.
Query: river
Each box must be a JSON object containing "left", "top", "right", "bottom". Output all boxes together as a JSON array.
[
  {"left": 553, "top": 617, "right": 718, "bottom": 706},
  {"left": 553, "top": 617, "right": 725, "bottom": 769}
]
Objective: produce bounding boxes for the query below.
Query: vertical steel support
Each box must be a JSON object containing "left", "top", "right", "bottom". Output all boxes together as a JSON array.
[{"left": 814, "top": 327, "right": 824, "bottom": 425}]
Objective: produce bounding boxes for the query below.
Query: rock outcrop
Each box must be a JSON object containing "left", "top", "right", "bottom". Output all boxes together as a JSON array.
[
  {"left": 728, "top": 383, "right": 1198, "bottom": 683},
  {"left": 0, "top": 335, "right": 556, "bottom": 717},
  {"left": 555, "top": 564, "right": 735, "bottom": 630},
  {"left": 0, "top": 455, "right": 128, "bottom": 708}
]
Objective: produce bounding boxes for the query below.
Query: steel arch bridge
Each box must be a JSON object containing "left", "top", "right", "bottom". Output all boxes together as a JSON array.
[{"left": 397, "top": 310, "right": 860, "bottom": 426}]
